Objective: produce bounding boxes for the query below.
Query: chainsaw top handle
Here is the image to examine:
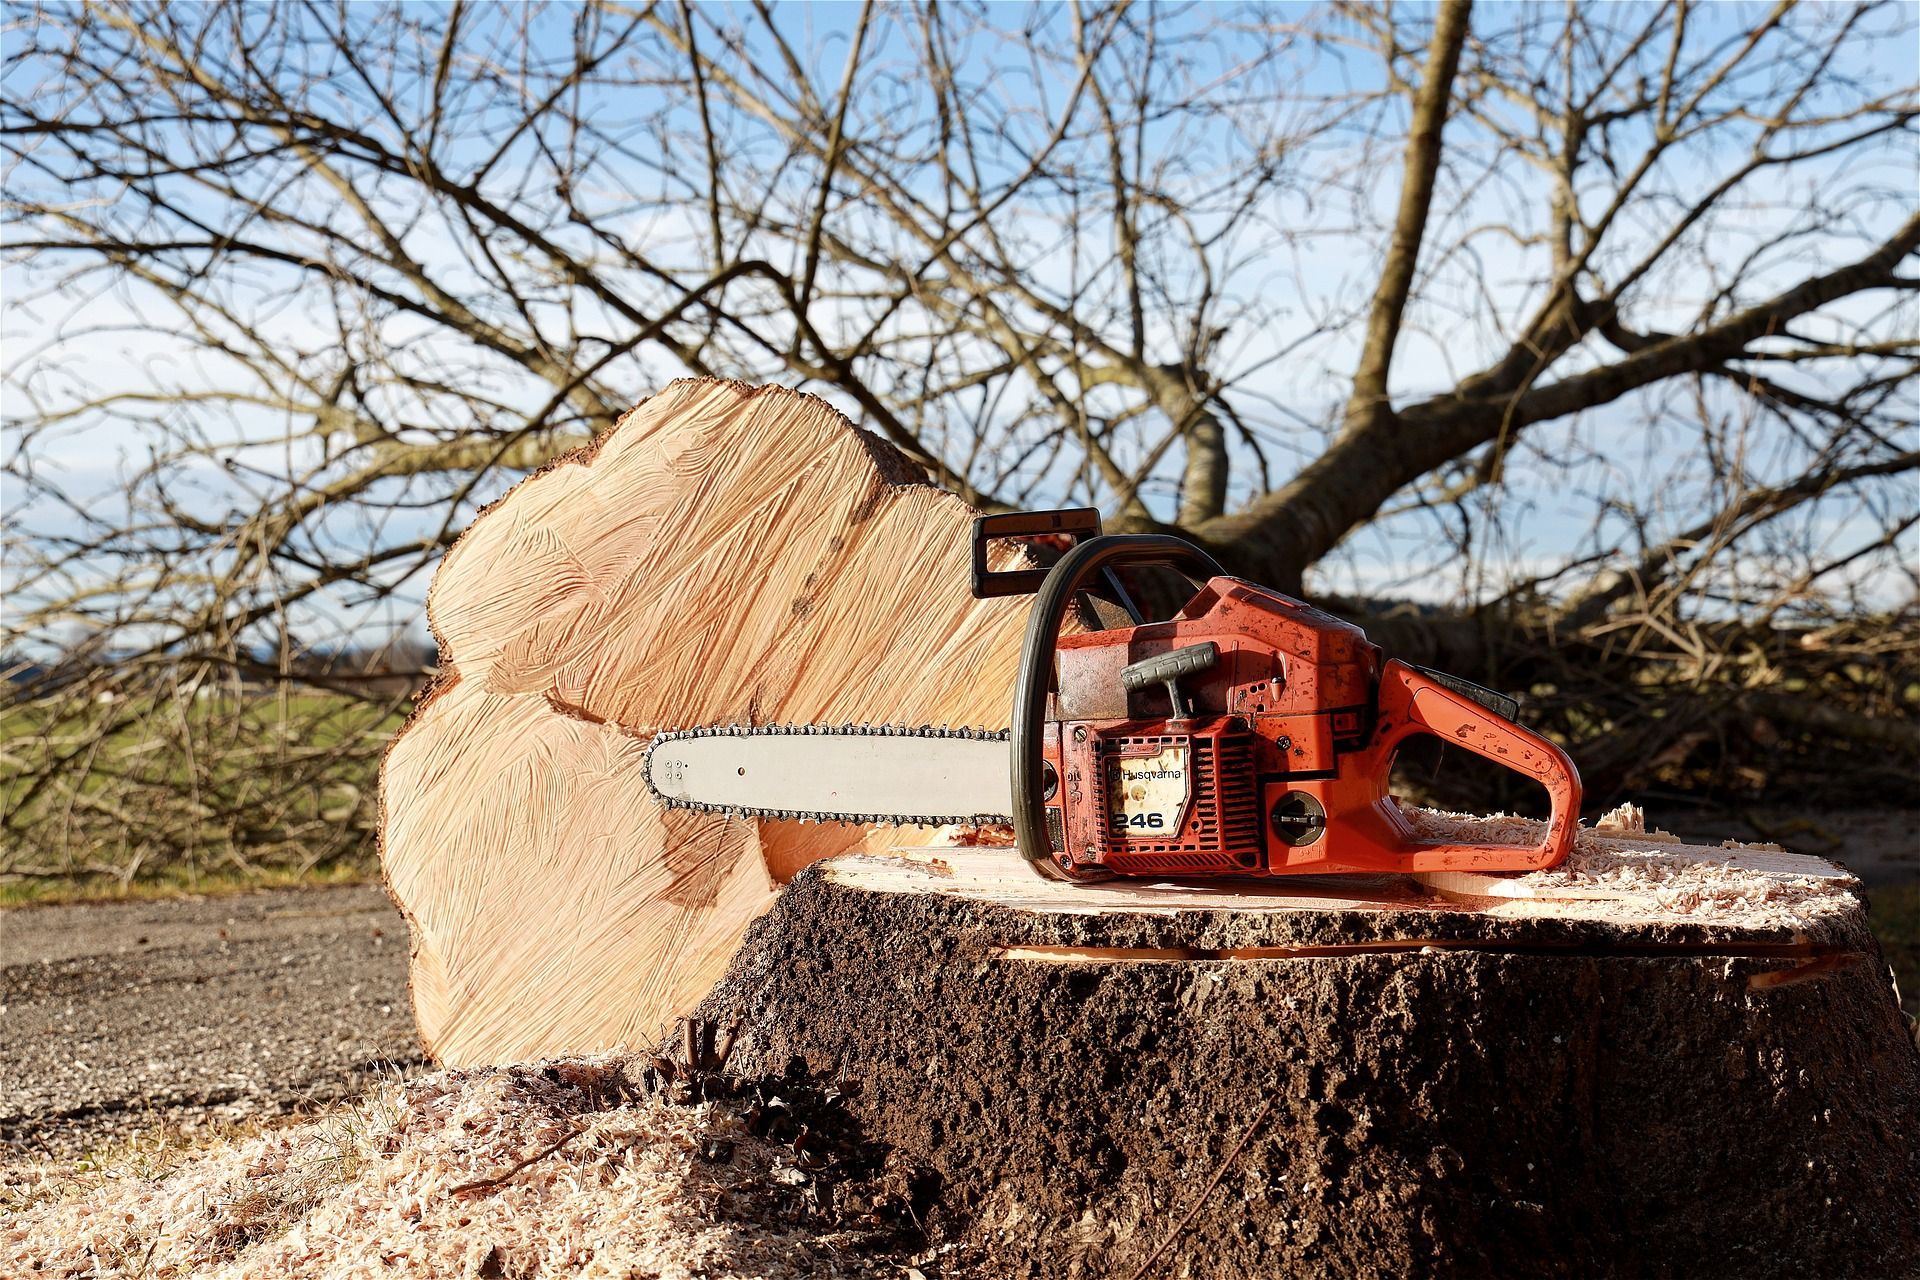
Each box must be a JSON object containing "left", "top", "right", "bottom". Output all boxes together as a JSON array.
[{"left": 1008, "top": 533, "right": 1225, "bottom": 877}]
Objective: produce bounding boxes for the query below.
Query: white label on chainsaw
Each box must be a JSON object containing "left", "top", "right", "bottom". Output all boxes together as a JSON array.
[{"left": 1107, "top": 745, "right": 1192, "bottom": 838}]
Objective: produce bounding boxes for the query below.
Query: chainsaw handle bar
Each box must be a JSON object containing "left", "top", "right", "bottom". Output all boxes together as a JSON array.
[
  {"left": 1011, "top": 534, "right": 1225, "bottom": 878},
  {"left": 1369, "top": 660, "right": 1581, "bottom": 872}
]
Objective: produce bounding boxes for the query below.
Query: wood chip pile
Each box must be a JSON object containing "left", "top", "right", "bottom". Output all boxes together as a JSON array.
[{"left": 4, "top": 1056, "right": 931, "bottom": 1280}]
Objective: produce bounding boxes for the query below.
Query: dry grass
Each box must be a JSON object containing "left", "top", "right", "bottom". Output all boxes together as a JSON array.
[
  {"left": 0, "top": 862, "right": 369, "bottom": 909},
  {"left": 0, "top": 686, "right": 402, "bottom": 894}
]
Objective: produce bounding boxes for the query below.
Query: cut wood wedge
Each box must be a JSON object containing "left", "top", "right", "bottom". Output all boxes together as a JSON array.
[{"left": 380, "top": 379, "right": 1050, "bottom": 1065}]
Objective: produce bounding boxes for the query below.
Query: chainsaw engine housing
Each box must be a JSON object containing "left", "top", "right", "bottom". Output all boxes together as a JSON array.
[{"left": 1041, "top": 576, "right": 1388, "bottom": 877}]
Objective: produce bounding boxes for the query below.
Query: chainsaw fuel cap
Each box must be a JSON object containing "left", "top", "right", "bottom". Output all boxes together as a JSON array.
[{"left": 1269, "top": 791, "right": 1327, "bottom": 846}]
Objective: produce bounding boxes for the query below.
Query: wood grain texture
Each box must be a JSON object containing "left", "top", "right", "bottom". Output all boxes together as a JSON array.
[{"left": 381, "top": 379, "right": 1046, "bottom": 1065}]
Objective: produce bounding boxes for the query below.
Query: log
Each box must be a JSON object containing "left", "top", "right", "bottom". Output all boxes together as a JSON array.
[
  {"left": 380, "top": 379, "right": 1054, "bottom": 1066},
  {"left": 695, "top": 823, "right": 1920, "bottom": 1279}
]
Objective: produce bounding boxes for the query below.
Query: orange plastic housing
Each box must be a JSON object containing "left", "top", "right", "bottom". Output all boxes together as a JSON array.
[{"left": 1037, "top": 576, "right": 1581, "bottom": 879}]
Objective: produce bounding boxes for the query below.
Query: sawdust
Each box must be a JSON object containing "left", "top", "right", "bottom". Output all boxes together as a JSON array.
[
  {"left": 1402, "top": 801, "right": 1859, "bottom": 928},
  {"left": 2, "top": 1056, "right": 922, "bottom": 1280},
  {"left": 938, "top": 823, "right": 1014, "bottom": 847}
]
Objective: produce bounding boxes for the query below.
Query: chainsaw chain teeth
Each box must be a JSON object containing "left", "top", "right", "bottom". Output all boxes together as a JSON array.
[{"left": 642, "top": 722, "right": 1013, "bottom": 829}]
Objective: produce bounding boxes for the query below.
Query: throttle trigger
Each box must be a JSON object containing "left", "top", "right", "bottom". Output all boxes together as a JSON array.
[{"left": 1409, "top": 664, "right": 1520, "bottom": 722}]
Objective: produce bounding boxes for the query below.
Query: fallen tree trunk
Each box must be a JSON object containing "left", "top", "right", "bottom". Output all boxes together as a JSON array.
[
  {"left": 380, "top": 379, "right": 1052, "bottom": 1066},
  {"left": 696, "top": 826, "right": 1919, "bottom": 1279}
]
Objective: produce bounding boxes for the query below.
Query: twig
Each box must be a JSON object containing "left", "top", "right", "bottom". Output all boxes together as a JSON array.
[
  {"left": 1119, "top": 1100, "right": 1274, "bottom": 1280},
  {"left": 448, "top": 1124, "right": 587, "bottom": 1196},
  {"left": 136, "top": 1229, "right": 162, "bottom": 1278},
  {"left": 713, "top": 1017, "right": 742, "bottom": 1073},
  {"left": 683, "top": 1018, "right": 702, "bottom": 1071}
]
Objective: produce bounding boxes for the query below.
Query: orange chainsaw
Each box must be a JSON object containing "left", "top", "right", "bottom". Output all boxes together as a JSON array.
[{"left": 645, "top": 509, "right": 1582, "bottom": 881}]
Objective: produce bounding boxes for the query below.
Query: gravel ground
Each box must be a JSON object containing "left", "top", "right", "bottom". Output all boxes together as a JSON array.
[{"left": 0, "top": 885, "right": 421, "bottom": 1160}]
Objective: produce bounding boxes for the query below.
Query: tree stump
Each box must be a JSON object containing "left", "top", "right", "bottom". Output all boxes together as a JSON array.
[{"left": 694, "top": 827, "right": 1920, "bottom": 1279}]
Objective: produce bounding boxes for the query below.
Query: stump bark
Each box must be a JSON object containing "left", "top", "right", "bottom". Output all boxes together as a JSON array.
[{"left": 694, "top": 837, "right": 1920, "bottom": 1279}]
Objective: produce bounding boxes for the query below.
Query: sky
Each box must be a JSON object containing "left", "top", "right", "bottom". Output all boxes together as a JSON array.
[{"left": 3, "top": 0, "right": 1916, "bottom": 656}]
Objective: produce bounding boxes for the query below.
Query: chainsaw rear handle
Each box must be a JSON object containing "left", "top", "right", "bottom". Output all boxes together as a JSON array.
[
  {"left": 1367, "top": 659, "right": 1581, "bottom": 871},
  {"left": 1011, "top": 534, "right": 1226, "bottom": 877}
]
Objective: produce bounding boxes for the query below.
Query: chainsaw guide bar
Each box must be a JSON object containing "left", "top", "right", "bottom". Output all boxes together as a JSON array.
[{"left": 643, "top": 723, "right": 1014, "bottom": 828}]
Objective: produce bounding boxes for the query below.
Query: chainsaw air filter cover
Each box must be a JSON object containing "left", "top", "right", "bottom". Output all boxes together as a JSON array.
[{"left": 1076, "top": 719, "right": 1263, "bottom": 874}]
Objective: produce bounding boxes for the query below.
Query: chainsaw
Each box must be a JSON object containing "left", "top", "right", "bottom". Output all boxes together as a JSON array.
[{"left": 645, "top": 508, "right": 1582, "bottom": 882}]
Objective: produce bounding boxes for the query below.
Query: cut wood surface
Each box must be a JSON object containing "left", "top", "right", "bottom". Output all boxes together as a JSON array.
[
  {"left": 381, "top": 379, "right": 1054, "bottom": 1066},
  {"left": 870, "top": 812, "right": 1864, "bottom": 946},
  {"left": 1401, "top": 802, "right": 1860, "bottom": 925},
  {"left": 698, "top": 837, "right": 1919, "bottom": 1279}
]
